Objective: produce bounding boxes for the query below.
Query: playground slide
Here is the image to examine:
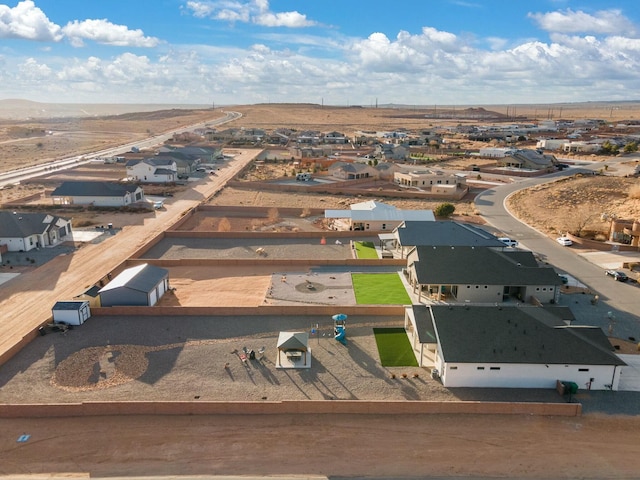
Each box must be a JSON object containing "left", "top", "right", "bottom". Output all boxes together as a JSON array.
[{"left": 334, "top": 326, "right": 347, "bottom": 345}]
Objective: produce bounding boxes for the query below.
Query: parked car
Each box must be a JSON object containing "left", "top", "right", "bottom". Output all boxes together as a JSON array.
[
  {"left": 556, "top": 237, "right": 573, "bottom": 246},
  {"left": 498, "top": 237, "right": 518, "bottom": 248},
  {"left": 605, "top": 270, "right": 629, "bottom": 282}
]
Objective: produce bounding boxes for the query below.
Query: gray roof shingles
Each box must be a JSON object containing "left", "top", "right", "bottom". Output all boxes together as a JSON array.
[
  {"left": 431, "top": 305, "right": 625, "bottom": 366},
  {"left": 411, "top": 246, "right": 561, "bottom": 286}
]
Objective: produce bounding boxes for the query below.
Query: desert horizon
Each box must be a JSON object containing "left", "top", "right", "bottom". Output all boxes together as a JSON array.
[{"left": 2, "top": 98, "right": 640, "bottom": 122}]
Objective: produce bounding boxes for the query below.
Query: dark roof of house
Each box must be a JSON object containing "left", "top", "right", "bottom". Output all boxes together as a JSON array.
[
  {"left": 126, "top": 158, "right": 175, "bottom": 168},
  {"left": 0, "top": 211, "right": 69, "bottom": 238},
  {"left": 410, "top": 304, "right": 437, "bottom": 344},
  {"left": 411, "top": 246, "right": 561, "bottom": 286},
  {"left": 431, "top": 305, "right": 625, "bottom": 366},
  {"left": 98, "top": 263, "right": 168, "bottom": 294},
  {"left": 396, "top": 221, "right": 506, "bottom": 247},
  {"left": 51, "top": 181, "right": 140, "bottom": 197},
  {"left": 52, "top": 300, "right": 88, "bottom": 310}
]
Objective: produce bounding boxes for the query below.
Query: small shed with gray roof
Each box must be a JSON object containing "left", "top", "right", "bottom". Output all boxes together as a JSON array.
[
  {"left": 52, "top": 300, "right": 91, "bottom": 326},
  {"left": 405, "top": 304, "right": 625, "bottom": 390},
  {"left": 98, "top": 263, "right": 169, "bottom": 307}
]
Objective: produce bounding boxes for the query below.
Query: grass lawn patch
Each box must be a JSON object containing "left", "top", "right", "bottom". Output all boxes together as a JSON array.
[
  {"left": 351, "top": 273, "right": 411, "bottom": 304},
  {"left": 373, "top": 328, "right": 418, "bottom": 367},
  {"left": 354, "top": 241, "right": 378, "bottom": 259}
]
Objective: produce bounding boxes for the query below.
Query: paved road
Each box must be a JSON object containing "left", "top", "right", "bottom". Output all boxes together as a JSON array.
[
  {"left": 475, "top": 161, "right": 640, "bottom": 339},
  {"left": 0, "top": 149, "right": 258, "bottom": 366}
]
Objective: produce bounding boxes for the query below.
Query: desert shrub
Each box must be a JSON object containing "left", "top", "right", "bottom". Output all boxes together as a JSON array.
[
  {"left": 629, "top": 184, "right": 640, "bottom": 199},
  {"left": 217, "top": 217, "right": 231, "bottom": 232},
  {"left": 300, "top": 207, "right": 311, "bottom": 218},
  {"left": 268, "top": 207, "right": 280, "bottom": 223},
  {"left": 434, "top": 202, "right": 455, "bottom": 218}
]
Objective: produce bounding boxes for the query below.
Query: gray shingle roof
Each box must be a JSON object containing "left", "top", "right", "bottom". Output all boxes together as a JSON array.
[
  {"left": 51, "top": 181, "right": 140, "bottom": 197},
  {"left": 98, "top": 263, "right": 168, "bottom": 294},
  {"left": 411, "top": 246, "right": 561, "bottom": 286},
  {"left": 52, "top": 301, "right": 88, "bottom": 311},
  {"left": 0, "top": 211, "right": 69, "bottom": 238},
  {"left": 431, "top": 305, "right": 625, "bottom": 366},
  {"left": 396, "top": 221, "right": 506, "bottom": 247}
]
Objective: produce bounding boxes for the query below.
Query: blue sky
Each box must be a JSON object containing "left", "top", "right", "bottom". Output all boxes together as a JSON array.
[{"left": 1, "top": 0, "right": 639, "bottom": 105}]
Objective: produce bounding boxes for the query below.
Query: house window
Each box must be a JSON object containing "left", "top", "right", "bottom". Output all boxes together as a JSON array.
[
  {"left": 579, "top": 368, "right": 589, "bottom": 372},
  {"left": 490, "top": 367, "right": 501, "bottom": 370},
  {"left": 477, "top": 366, "right": 485, "bottom": 370},
  {"left": 29, "top": 238, "right": 33, "bottom": 245},
  {"left": 382, "top": 224, "right": 387, "bottom": 230}
]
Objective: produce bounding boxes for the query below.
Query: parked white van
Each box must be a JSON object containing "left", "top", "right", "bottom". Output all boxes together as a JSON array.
[{"left": 498, "top": 237, "right": 518, "bottom": 248}]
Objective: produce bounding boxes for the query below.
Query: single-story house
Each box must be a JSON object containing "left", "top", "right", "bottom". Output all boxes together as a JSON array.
[
  {"left": 52, "top": 300, "right": 91, "bottom": 326},
  {"left": 497, "top": 149, "right": 556, "bottom": 170},
  {"left": 325, "top": 200, "right": 435, "bottom": 232},
  {"left": 328, "top": 161, "right": 378, "bottom": 180},
  {"left": 0, "top": 211, "right": 72, "bottom": 252},
  {"left": 51, "top": 181, "right": 145, "bottom": 207},
  {"left": 377, "top": 143, "right": 409, "bottom": 161},
  {"left": 406, "top": 246, "right": 562, "bottom": 304},
  {"left": 404, "top": 304, "right": 625, "bottom": 390},
  {"left": 99, "top": 263, "right": 169, "bottom": 307},
  {"left": 394, "top": 170, "right": 467, "bottom": 191},
  {"left": 388, "top": 221, "right": 506, "bottom": 258},
  {"left": 126, "top": 158, "right": 177, "bottom": 183},
  {"left": 374, "top": 162, "right": 401, "bottom": 180}
]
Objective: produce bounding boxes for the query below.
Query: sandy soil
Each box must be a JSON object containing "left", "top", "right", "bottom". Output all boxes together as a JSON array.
[
  {"left": 2, "top": 413, "right": 640, "bottom": 478},
  {"left": 157, "top": 265, "right": 275, "bottom": 307},
  {"left": 508, "top": 174, "right": 640, "bottom": 237},
  {"left": 0, "top": 109, "right": 219, "bottom": 173}
]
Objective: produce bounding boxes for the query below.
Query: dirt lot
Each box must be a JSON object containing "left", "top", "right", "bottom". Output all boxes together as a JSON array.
[{"left": 508, "top": 174, "right": 640, "bottom": 237}]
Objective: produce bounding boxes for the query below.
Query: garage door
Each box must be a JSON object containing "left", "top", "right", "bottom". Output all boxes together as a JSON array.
[{"left": 149, "top": 289, "right": 158, "bottom": 306}]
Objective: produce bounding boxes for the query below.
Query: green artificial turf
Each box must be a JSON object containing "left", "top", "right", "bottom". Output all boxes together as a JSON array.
[
  {"left": 373, "top": 327, "right": 419, "bottom": 367},
  {"left": 351, "top": 273, "right": 411, "bottom": 304},
  {"left": 354, "top": 241, "right": 378, "bottom": 259}
]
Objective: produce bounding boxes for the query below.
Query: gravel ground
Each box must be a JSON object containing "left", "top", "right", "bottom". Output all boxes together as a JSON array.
[
  {"left": 0, "top": 313, "right": 571, "bottom": 406},
  {"left": 140, "top": 236, "right": 371, "bottom": 260}
]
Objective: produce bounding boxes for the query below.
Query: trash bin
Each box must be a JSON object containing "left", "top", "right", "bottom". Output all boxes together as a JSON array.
[
  {"left": 561, "top": 381, "right": 578, "bottom": 395},
  {"left": 107, "top": 223, "right": 113, "bottom": 229}
]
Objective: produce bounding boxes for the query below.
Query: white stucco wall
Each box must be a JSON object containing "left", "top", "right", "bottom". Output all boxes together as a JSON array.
[{"left": 437, "top": 361, "right": 621, "bottom": 390}]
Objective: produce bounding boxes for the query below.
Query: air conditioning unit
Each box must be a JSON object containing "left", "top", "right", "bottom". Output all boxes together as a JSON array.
[{"left": 431, "top": 368, "right": 440, "bottom": 380}]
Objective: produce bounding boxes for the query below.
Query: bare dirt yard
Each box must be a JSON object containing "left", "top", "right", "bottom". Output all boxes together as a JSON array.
[
  {"left": 508, "top": 174, "right": 640, "bottom": 238},
  {"left": 0, "top": 108, "right": 219, "bottom": 173}
]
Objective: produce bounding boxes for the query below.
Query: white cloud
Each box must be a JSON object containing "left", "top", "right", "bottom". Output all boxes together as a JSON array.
[
  {"left": 254, "top": 11, "right": 315, "bottom": 28},
  {"left": 529, "top": 9, "right": 637, "bottom": 35},
  {"left": 62, "top": 19, "right": 160, "bottom": 48},
  {"left": 185, "top": 0, "right": 316, "bottom": 27},
  {"left": 6, "top": 10, "right": 640, "bottom": 105},
  {"left": 0, "top": 0, "right": 63, "bottom": 42}
]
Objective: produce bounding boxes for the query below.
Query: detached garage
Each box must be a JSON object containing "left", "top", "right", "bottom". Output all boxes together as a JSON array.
[
  {"left": 52, "top": 300, "right": 91, "bottom": 326},
  {"left": 99, "top": 263, "right": 169, "bottom": 307}
]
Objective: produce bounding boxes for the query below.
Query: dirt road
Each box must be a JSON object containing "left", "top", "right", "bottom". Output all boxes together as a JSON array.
[
  {"left": 1, "top": 413, "right": 639, "bottom": 478},
  {"left": 0, "top": 150, "right": 260, "bottom": 366}
]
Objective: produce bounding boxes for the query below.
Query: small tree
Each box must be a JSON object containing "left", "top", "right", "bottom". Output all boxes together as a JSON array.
[
  {"left": 435, "top": 202, "right": 455, "bottom": 218},
  {"left": 624, "top": 142, "right": 638, "bottom": 153}
]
